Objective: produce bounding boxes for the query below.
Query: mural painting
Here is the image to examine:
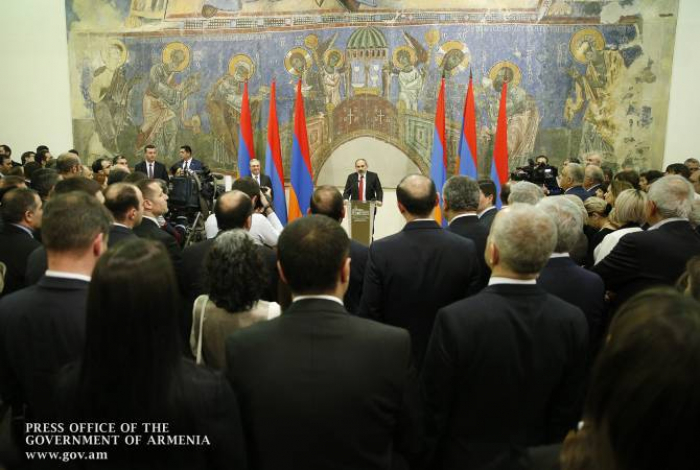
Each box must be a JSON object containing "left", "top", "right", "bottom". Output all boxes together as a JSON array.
[{"left": 66, "top": 0, "right": 679, "bottom": 178}]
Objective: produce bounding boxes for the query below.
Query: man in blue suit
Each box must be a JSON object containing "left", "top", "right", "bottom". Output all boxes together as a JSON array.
[
  {"left": 170, "top": 145, "right": 204, "bottom": 175},
  {"left": 560, "top": 163, "right": 591, "bottom": 201}
]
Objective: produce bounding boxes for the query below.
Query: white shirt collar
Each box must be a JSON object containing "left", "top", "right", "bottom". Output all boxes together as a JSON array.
[
  {"left": 293, "top": 295, "right": 344, "bottom": 306},
  {"left": 10, "top": 223, "right": 34, "bottom": 237},
  {"left": 478, "top": 206, "right": 496, "bottom": 218},
  {"left": 488, "top": 276, "right": 537, "bottom": 286},
  {"left": 549, "top": 252, "right": 570, "bottom": 258},
  {"left": 449, "top": 213, "right": 479, "bottom": 225},
  {"left": 648, "top": 217, "right": 688, "bottom": 231},
  {"left": 45, "top": 270, "right": 91, "bottom": 282}
]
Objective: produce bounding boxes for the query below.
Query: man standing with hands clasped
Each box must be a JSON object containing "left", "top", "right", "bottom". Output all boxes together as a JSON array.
[{"left": 343, "top": 159, "right": 383, "bottom": 207}]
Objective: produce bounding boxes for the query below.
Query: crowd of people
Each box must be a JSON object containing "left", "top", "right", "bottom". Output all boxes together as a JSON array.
[{"left": 0, "top": 142, "right": 699, "bottom": 470}]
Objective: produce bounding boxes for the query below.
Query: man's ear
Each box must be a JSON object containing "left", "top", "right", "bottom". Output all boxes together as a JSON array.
[
  {"left": 244, "top": 215, "right": 253, "bottom": 231},
  {"left": 93, "top": 232, "right": 107, "bottom": 257},
  {"left": 340, "top": 257, "right": 351, "bottom": 285},
  {"left": 277, "top": 261, "right": 289, "bottom": 286},
  {"left": 397, "top": 201, "right": 407, "bottom": 215}
]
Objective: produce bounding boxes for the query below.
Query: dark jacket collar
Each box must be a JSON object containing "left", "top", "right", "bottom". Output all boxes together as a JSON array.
[
  {"left": 482, "top": 283, "right": 546, "bottom": 296},
  {"left": 37, "top": 275, "right": 90, "bottom": 290},
  {"left": 544, "top": 256, "right": 577, "bottom": 268},
  {"left": 403, "top": 219, "right": 441, "bottom": 231},
  {"left": 284, "top": 298, "right": 349, "bottom": 316}
]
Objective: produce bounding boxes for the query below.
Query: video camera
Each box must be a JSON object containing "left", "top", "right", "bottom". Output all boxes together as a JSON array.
[
  {"left": 167, "top": 166, "right": 223, "bottom": 246},
  {"left": 511, "top": 159, "right": 560, "bottom": 192}
]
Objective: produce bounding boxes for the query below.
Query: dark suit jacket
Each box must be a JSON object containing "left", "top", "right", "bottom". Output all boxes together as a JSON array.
[
  {"left": 135, "top": 160, "right": 169, "bottom": 182},
  {"left": 343, "top": 171, "right": 383, "bottom": 202},
  {"left": 169, "top": 158, "right": 204, "bottom": 175},
  {"left": 448, "top": 214, "right": 490, "bottom": 290},
  {"left": 0, "top": 276, "right": 89, "bottom": 419},
  {"left": 226, "top": 298, "right": 423, "bottom": 470},
  {"left": 478, "top": 206, "right": 498, "bottom": 233},
  {"left": 24, "top": 225, "right": 137, "bottom": 287},
  {"left": 586, "top": 184, "right": 602, "bottom": 197},
  {"left": 253, "top": 173, "right": 274, "bottom": 200},
  {"left": 345, "top": 239, "right": 368, "bottom": 314},
  {"left": 358, "top": 220, "right": 481, "bottom": 366},
  {"left": 538, "top": 256, "right": 606, "bottom": 350},
  {"left": 564, "top": 186, "right": 591, "bottom": 202},
  {"left": 421, "top": 284, "right": 588, "bottom": 470},
  {"left": 593, "top": 220, "right": 700, "bottom": 308},
  {"left": 133, "top": 217, "right": 182, "bottom": 279},
  {"left": 0, "top": 224, "right": 41, "bottom": 297}
]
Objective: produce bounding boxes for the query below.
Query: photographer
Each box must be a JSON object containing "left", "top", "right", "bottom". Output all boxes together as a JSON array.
[
  {"left": 204, "top": 177, "right": 282, "bottom": 247},
  {"left": 511, "top": 155, "right": 561, "bottom": 195}
]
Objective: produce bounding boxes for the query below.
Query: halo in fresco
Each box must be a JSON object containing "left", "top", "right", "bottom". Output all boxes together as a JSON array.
[
  {"left": 284, "top": 47, "right": 313, "bottom": 75},
  {"left": 100, "top": 39, "right": 128, "bottom": 67},
  {"left": 162, "top": 42, "right": 190, "bottom": 71},
  {"left": 392, "top": 45, "right": 418, "bottom": 68},
  {"left": 570, "top": 28, "right": 606, "bottom": 64},
  {"left": 489, "top": 61, "right": 522, "bottom": 89},
  {"left": 228, "top": 54, "right": 256, "bottom": 79},
  {"left": 323, "top": 48, "right": 346, "bottom": 68},
  {"left": 436, "top": 40, "right": 471, "bottom": 76}
]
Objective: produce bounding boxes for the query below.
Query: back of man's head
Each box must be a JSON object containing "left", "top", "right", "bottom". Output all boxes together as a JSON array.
[
  {"left": 537, "top": 196, "right": 584, "bottom": 254},
  {"left": 56, "top": 152, "right": 81, "bottom": 175},
  {"left": 54, "top": 176, "right": 102, "bottom": 199},
  {"left": 107, "top": 167, "right": 130, "bottom": 185},
  {"left": 443, "top": 176, "right": 480, "bottom": 212},
  {"left": 309, "top": 185, "right": 344, "bottom": 221},
  {"left": 565, "top": 163, "right": 585, "bottom": 185},
  {"left": 278, "top": 215, "right": 350, "bottom": 295},
  {"left": 42, "top": 192, "right": 112, "bottom": 253},
  {"left": 489, "top": 204, "right": 557, "bottom": 275},
  {"left": 30, "top": 168, "right": 59, "bottom": 200},
  {"left": 508, "top": 181, "right": 545, "bottom": 205},
  {"left": 648, "top": 175, "right": 694, "bottom": 220},
  {"left": 478, "top": 179, "right": 497, "bottom": 204},
  {"left": 397, "top": 174, "right": 437, "bottom": 218},
  {"left": 585, "top": 165, "right": 605, "bottom": 185},
  {"left": 666, "top": 163, "right": 691, "bottom": 180},
  {"left": 215, "top": 190, "right": 253, "bottom": 231},
  {"left": 1, "top": 188, "right": 40, "bottom": 225},
  {"left": 232, "top": 177, "right": 261, "bottom": 199},
  {"left": 104, "top": 183, "right": 141, "bottom": 223}
]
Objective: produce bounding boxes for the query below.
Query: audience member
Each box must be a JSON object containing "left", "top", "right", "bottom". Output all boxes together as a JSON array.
[
  {"left": 639, "top": 169, "right": 664, "bottom": 191},
  {"left": 677, "top": 256, "right": 700, "bottom": 302},
  {"left": 584, "top": 152, "right": 603, "bottom": 167},
  {"left": 593, "top": 189, "right": 648, "bottom": 265},
  {"left": 443, "top": 175, "right": 490, "bottom": 289},
  {"left": 567, "top": 289, "right": 700, "bottom": 470},
  {"left": 421, "top": 204, "right": 588, "bottom": 470},
  {"left": 191, "top": 230, "right": 280, "bottom": 369},
  {"left": 20, "top": 151, "right": 35, "bottom": 165},
  {"left": 309, "top": 185, "right": 368, "bottom": 314},
  {"left": 55, "top": 152, "right": 82, "bottom": 179},
  {"left": 0, "top": 145, "right": 12, "bottom": 158},
  {"left": 135, "top": 179, "right": 182, "bottom": 278},
  {"left": 29, "top": 168, "right": 59, "bottom": 201},
  {"left": 601, "top": 166, "right": 613, "bottom": 184},
  {"left": 605, "top": 180, "right": 634, "bottom": 209},
  {"left": 103, "top": 183, "right": 143, "bottom": 247},
  {"left": 22, "top": 161, "right": 41, "bottom": 183},
  {"left": 205, "top": 177, "right": 283, "bottom": 246},
  {"left": 593, "top": 175, "right": 700, "bottom": 309},
  {"left": 35, "top": 149, "right": 52, "bottom": 167},
  {"left": 613, "top": 170, "right": 640, "bottom": 190},
  {"left": 0, "top": 155, "right": 13, "bottom": 176},
  {"left": 508, "top": 181, "right": 544, "bottom": 205},
  {"left": 0, "top": 192, "right": 110, "bottom": 423},
  {"left": 55, "top": 239, "right": 246, "bottom": 468},
  {"left": 537, "top": 196, "right": 606, "bottom": 350},
  {"left": 584, "top": 196, "right": 612, "bottom": 263},
  {"left": 112, "top": 154, "right": 130, "bottom": 169},
  {"left": 684, "top": 157, "right": 699, "bottom": 174},
  {"left": 358, "top": 174, "right": 480, "bottom": 366},
  {"left": 135, "top": 144, "right": 169, "bottom": 182},
  {"left": 0, "top": 189, "right": 43, "bottom": 296},
  {"left": 499, "top": 181, "right": 511, "bottom": 207},
  {"left": 91, "top": 157, "right": 112, "bottom": 186},
  {"left": 123, "top": 170, "right": 148, "bottom": 184},
  {"left": 226, "top": 215, "right": 422, "bottom": 469},
  {"left": 564, "top": 194, "right": 590, "bottom": 265},
  {"left": 560, "top": 163, "right": 590, "bottom": 201},
  {"left": 0, "top": 176, "right": 27, "bottom": 201},
  {"left": 665, "top": 162, "right": 691, "bottom": 180},
  {"left": 7, "top": 166, "right": 23, "bottom": 178},
  {"left": 477, "top": 179, "right": 498, "bottom": 231},
  {"left": 583, "top": 165, "right": 604, "bottom": 197}
]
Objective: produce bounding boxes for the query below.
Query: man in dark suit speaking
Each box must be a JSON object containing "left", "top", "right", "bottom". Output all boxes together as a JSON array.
[
  {"left": 169, "top": 145, "right": 204, "bottom": 175},
  {"left": 135, "top": 144, "right": 169, "bottom": 182},
  {"left": 343, "top": 158, "right": 383, "bottom": 206}
]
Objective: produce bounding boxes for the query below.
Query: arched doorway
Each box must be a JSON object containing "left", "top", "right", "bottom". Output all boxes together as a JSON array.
[{"left": 317, "top": 136, "right": 421, "bottom": 240}]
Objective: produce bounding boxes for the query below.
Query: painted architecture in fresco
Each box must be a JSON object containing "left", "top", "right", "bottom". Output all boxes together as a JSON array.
[{"left": 65, "top": 0, "right": 679, "bottom": 177}]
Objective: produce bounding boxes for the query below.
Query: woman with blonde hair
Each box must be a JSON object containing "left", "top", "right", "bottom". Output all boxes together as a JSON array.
[{"left": 594, "top": 189, "right": 648, "bottom": 264}]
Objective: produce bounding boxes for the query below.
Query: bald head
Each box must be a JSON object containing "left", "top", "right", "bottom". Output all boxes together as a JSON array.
[
  {"left": 310, "top": 185, "right": 344, "bottom": 222},
  {"left": 215, "top": 190, "right": 253, "bottom": 231},
  {"left": 397, "top": 174, "right": 437, "bottom": 218}
]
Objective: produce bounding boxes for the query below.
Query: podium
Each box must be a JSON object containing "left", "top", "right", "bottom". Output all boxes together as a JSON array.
[{"left": 348, "top": 200, "right": 375, "bottom": 246}]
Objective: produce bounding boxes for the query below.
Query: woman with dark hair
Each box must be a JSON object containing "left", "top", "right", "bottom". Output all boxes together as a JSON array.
[
  {"left": 191, "top": 230, "right": 280, "bottom": 369},
  {"left": 612, "top": 170, "right": 640, "bottom": 190},
  {"left": 639, "top": 170, "right": 664, "bottom": 191},
  {"left": 561, "top": 288, "right": 700, "bottom": 470},
  {"left": 677, "top": 255, "right": 700, "bottom": 301},
  {"left": 56, "top": 239, "right": 246, "bottom": 469}
]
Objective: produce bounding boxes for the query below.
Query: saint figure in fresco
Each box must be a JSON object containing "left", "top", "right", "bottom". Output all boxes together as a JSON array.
[
  {"left": 392, "top": 46, "right": 425, "bottom": 112},
  {"left": 137, "top": 42, "right": 200, "bottom": 161},
  {"left": 88, "top": 40, "right": 140, "bottom": 156},
  {"left": 564, "top": 29, "right": 626, "bottom": 161},
  {"left": 322, "top": 49, "right": 345, "bottom": 109}
]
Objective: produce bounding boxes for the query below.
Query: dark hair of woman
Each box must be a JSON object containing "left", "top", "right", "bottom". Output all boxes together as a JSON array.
[
  {"left": 204, "top": 230, "right": 267, "bottom": 313},
  {"left": 581, "top": 288, "right": 700, "bottom": 470},
  {"left": 677, "top": 255, "right": 700, "bottom": 302},
  {"left": 76, "top": 239, "right": 185, "bottom": 423}
]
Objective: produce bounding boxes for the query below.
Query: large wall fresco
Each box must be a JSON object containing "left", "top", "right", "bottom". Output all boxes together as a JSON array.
[{"left": 65, "top": 0, "right": 679, "bottom": 177}]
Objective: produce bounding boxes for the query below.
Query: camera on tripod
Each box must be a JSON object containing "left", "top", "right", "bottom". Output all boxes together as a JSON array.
[
  {"left": 510, "top": 156, "right": 560, "bottom": 192},
  {"left": 167, "top": 166, "right": 222, "bottom": 245}
]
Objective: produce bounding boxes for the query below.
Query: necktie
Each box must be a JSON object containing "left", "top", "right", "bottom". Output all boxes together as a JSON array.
[
  {"left": 359, "top": 175, "right": 364, "bottom": 202},
  {"left": 184, "top": 161, "right": 189, "bottom": 172},
  {"left": 148, "top": 163, "right": 153, "bottom": 179}
]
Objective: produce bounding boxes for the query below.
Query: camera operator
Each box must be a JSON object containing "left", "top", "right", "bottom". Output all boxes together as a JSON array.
[
  {"left": 204, "top": 177, "right": 283, "bottom": 247},
  {"left": 511, "top": 155, "right": 561, "bottom": 195}
]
